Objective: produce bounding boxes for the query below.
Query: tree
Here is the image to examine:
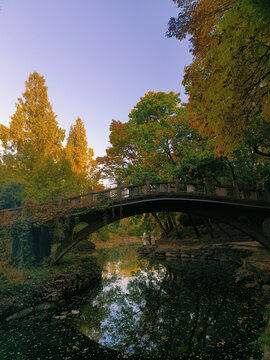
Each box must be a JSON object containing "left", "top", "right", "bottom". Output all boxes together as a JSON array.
[
  {"left": 65, "top": 117, "right": 97, "bottom": 192},
  {"left": 167, "top": 0, "right": 234, "bottom": 59},
  {"left": 184, "top": 0, "right": 270, "bottom": 156},
  {"left": 98, "top": 91, "right": 225, "bottom": 237},
  {"left": 168, "top": 0, "right": 270, "bottom": 157},
  {"left": 99, "top": 91, "right": 223, "bottom": 184},
  {"left": 0, "top": 72, "right": 70, "bottom": 202},
  {"left": 0, "top": 72, "right": 65, "bottom": 159},
  {"left": 0, "top": 183, "right": 25, "bottom": 209}
]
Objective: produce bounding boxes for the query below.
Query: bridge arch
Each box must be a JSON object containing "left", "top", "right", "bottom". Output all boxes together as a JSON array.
[{"left": 54, "top": 194, "right": 270, "bottom": 263}]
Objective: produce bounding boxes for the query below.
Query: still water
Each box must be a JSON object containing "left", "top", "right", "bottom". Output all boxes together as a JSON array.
[{"left": 74, "top": 244, "right": 266, "bottom": 359}]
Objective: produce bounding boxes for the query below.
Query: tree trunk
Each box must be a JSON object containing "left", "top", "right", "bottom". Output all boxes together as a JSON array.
[
  {"left": 152, "top": 212, "right": 168, "bottom": 236},
  {"left": 167, "top": 215, "right": 174, "bottom": 232},
  {"left": 204, "top": 218, "right": 215, "bottom": 239},
  {"left": 188, "top": 214, "right": 201, "bottom": 239},
  {"left": 171, "top": 213, "right": 183, "bottom": 238},
  {"left": 54, "top": 224, "right": 91, "bottom": 264}
]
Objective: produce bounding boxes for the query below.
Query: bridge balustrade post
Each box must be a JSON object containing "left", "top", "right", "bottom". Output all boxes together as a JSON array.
[
  {"left": 57, "top": 193, "right": 63, "bottom": 209},
  {"left": 145, "top": 178, "right": 151, "bottom": 195},
  {"left": 249, "top": 191, "right": 258, "bottom": 200},
  {"left": 204, "top": 177, "right": 210, "bottom": 195},
  {"left": 88, "top": 186, "right": 93, "bottom": 206},
  {"left": 174, "top": 178, "right": 180, "bottom": 193},
  {"left": 187, "top": 184, "right": 195, "bottom": 193},
  {"left": 215, "top": 187, "right": 227, "bottom": 197},
  {"left": 117, "top": 181, "right": 122, "bottom": 200},
  {"left": 233, "top": 180, "right": 240, "bottom": 199},
  {"left": 129, "top": 186, "right": 138, "bottom": 197},
  {"left": 264, "top": 183, "right": 270, "bottom": 202},
  {"left": 159, "top": 183, "right": 167, "bottom": 192},
  {"left": 71, "top": 196, "right": 80, "bottom": 206}
]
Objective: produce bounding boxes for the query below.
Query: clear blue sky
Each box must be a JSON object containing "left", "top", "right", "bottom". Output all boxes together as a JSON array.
[{"left": 0, "top": 0, "right": 192, "bottom": 157}]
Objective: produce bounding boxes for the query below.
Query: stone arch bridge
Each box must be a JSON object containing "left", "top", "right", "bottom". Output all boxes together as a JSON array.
[{"left": 2, "top": 179, "right": 270, "bottom": 264}]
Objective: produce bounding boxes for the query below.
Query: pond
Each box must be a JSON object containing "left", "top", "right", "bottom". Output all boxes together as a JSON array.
[
  {"left": 73, "top": 244, "right": 267, "bottom": 359},
  {"left": 0, "top": 244, "right": 267, "bottom": 360}
]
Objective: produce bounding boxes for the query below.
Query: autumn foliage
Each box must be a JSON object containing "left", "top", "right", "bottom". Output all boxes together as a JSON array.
[
  {"left": 168, "top": 0, "right": 270, "bottom": 157},
  {"left": 0, "top": 72, "right": 98, "bottom": 204}
]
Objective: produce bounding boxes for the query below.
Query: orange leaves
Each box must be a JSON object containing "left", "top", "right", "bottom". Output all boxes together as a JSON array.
[
  {"left": 0, "top": 124, "right": 10, "bottom": 148},
  {"left": 0, "top": 210, "right": 18, "bottom": 228}
]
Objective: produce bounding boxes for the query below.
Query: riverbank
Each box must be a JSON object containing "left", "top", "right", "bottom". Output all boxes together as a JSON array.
[
  {"left": 0, "top": 254, "right": 102, "bottom": 322},
  {"left": 0, "top": 248, "right": 145, "bottom": 360},
  {"left": 139, "top": 240, "right": 270, "bottom": 290},
  {"left": 92, "top": 236, "right": 141, "bottom": 248}
]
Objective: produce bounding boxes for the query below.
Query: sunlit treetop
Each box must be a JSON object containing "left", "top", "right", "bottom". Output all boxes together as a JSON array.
[
  {"left": 0, "top": 71, "right": 65, "bottom": 160},
  {"left": 98, "top": 91, "right": 217, "bottom": 184},
  {"left": 129, "top": 91, "right": 181, "bottom": 124},
  {"left": 167, "top": 0, "right": 234, "bottom": 58},
  {"left": 66, "top": 117, "right": 96, "bottom": 178},
  {"left": 168, "top": 0, "right": 270, "bottom": 157}
]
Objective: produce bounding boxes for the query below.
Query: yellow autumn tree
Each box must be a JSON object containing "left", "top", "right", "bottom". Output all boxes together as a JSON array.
[
  {"left": 66, "top": 117, "right": 97, "bottom": 192},
  {"left": 0, "top": 72, "right": 73, "bottom": 202}
]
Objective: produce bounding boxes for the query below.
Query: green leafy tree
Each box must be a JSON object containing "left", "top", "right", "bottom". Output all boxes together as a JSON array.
[
  {"left": 98, "top": 91, "right": 225, "bottom": 237},
  {"left": 0, "top": 183, "right": 25, "bottom": 209},
  {"left": 99, "top": 91, "right": 223, "bottom": 184}
]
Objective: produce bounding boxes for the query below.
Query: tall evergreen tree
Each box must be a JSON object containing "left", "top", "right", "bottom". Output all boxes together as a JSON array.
[
  {"left": 0, "top": 72, "right": 65, "bottom": 160},
  {"left": 0, "top": 72, "right": 72, "bottom": 202},
  {"left": 66, "top": 117, "right": 97, "bottom": 192}
]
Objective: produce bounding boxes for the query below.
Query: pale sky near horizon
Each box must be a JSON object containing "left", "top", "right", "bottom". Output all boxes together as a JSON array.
[{"left": 0, "top": 0, "right": 192, "bottom": 158}]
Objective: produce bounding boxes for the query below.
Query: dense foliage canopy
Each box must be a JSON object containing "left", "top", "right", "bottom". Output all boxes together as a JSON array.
[
  {"left": 168, "top": 0, "right": 270, "bottom": 158},
  {"left": 98, "top": 91, "right": 223, "bottom": 184}
]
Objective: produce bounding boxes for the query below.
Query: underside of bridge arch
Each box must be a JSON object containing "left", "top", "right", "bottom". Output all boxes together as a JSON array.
[{"left": 54, "top": 195, "right": 270, "bottom": 263}]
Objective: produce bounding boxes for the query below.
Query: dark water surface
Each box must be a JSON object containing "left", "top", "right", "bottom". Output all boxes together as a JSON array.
[
  {"left": 74, "top": 245, "right": 267, "bottom": 359},
  {"left": 0, "top": 244, "right": 267, "bottom": 359}
]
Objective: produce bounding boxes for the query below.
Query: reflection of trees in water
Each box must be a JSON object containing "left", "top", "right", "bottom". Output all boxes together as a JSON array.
[
  {"left": 122, "top": 263, "right": 265, "bottom": 359},
  {"left": 96, "top": 245, "right": 148, "bottom": 278},
  {"left": 76, "top": 254, "right": 266, "bottom": 359}
]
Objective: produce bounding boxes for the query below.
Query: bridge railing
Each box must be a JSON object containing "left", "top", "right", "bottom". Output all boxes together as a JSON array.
[
  {"left": 0, "top": 179, "right": 269, "bottom": 216},
  {"left": 57, "top": 179, "right": 269, "bottom": 209},
  {"left": 213, "top": 184, "right": 235, "bottom": 198}
]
